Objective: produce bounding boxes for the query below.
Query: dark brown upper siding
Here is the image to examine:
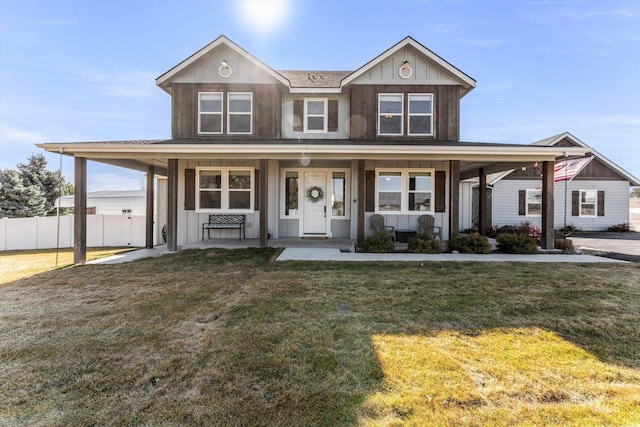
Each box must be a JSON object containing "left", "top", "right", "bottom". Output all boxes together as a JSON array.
[
  {"left": 504, "top": 158, "right": 627, "bottom": 181},
  {"left": 349, "top": 85, "right": 460, "bottom": 141},
  {"left": 171, "top": 83, "right": 282, "bottom": 139}
]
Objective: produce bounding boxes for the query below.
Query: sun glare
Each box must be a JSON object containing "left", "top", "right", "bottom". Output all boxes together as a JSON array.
[{"left": 237, "top": 0, "right": 291, "bottom": 35}]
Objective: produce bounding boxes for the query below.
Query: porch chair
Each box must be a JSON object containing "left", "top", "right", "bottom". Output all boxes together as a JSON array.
[
  {"left": 370, "top": 214, "right": 396, "bottom": 242},
  {"left": 418, "top": 215, "right": 442, "bottom": 240}
]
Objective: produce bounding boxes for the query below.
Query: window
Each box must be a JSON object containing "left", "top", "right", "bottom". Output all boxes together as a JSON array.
[
  {"left": 376, "top": 169, "right": 435, "bottom": 213},
  {"left": 198, "top": 92, "right": 223, "bottom": 134},
  {"left": 378, "top": 94, "right": 403, "bottom": 135},
  {"left": 408, "top": 94, "right": 433, "bottom": 135},
  {"left": 526, "top": 189, "right": 542, "bottom": 216},
  {"left": 304, "top": 99, "right": 327, "bottom": 133},
  {"left": 122, "top": 209, "right": 132, "bottom": 215},
  {"left": 228, "top": 93, "right": 252, "bottom": 134},
  {"left": 332, "top": 172, "right": 346, "bottom": 216},
  {"left": 284, "top": 171, "right": 299, "bottom": 216},
  {"left": 580, "top": 189, "right": 597, "bottom": 216},
  {"left": 408, "top": 171, "right": 432, "bottom": 211},
  {"left": 196, "top": 167, "right": 253, "bottom": 211}
]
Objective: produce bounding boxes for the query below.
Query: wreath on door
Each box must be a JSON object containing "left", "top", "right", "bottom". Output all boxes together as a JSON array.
[{"left": 306, "top": 185, "right": 324, "bottom": 203}]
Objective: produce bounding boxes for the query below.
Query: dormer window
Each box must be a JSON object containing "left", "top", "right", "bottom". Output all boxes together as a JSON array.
[{"left": 304, "top": 98, "right": 328, "bottom": 133}]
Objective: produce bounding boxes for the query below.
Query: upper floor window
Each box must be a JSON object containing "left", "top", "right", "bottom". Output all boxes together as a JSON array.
[
  {"left": 228, "top": 93, "right": 253, "bottom": 134},
  {"left": 378, "top": 94, "right": 403, "bottom": 136},
  {"left": 196, "top": 167, "right": 254, "bottom": 211},
  {"left": 198, "top": 92, "right": 253, "bottom": 135},
  {"left": 304, "top": 98, "right": 328, "bottom": 133},
  {"left": 408, "top": 94, "right": 433, "bottom": 136},
  {"left": 378, "top": 93, "right": 434, "bottom": 136},
  {"left": 198, "top": 92, "right": 223, "bottom": 134},
  {"left": 376, "top": 168, "right": 434, "bottom": 213}
]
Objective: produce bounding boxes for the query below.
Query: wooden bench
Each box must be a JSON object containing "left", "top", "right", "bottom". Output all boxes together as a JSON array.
[{"left": 202, "top": 214, "right": 246, "bottom": 240}]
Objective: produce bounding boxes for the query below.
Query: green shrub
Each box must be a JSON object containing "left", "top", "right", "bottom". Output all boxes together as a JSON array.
[
  {"left": 408, "top": 233, "right": 442, "bottom": 254},
  {"left": 496, "top": 233, "right": 538, "bottom": 254},
  {"left": 447, "top": 233, "right": 491, "bottom": 254},
  {"left": 360, "top": 231, "right": 395, "bottom": 253},
  {"left": 554, "top": 238, "right": 574, "bottom": 251}
]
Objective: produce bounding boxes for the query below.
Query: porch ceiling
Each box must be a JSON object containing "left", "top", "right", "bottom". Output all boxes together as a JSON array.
[{"left": 37, "top": 139, "right": 591, "bottom": 177}]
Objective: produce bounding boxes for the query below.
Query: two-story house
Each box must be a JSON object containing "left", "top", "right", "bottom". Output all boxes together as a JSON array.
[{"left": 39, "top": 35, "right": 591, "bottom": 263}]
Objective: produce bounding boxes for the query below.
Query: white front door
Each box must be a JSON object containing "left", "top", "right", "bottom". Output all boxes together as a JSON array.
[{"left": 303, "top": 171, "right": 327, "bottom": 235}]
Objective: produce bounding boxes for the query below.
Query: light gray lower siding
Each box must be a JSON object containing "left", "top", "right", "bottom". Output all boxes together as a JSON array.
[{"left": 491, "top": 180, "right": 630, "bottom": 231}]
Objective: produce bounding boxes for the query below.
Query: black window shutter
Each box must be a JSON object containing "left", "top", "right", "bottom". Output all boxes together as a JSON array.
[
  {"left": 293, "top": 100, "right": 303, "bottom": 132},
  {"left": 328, "top": 100, "right": 338, "bottom": 132},
  {"left": 571, "top": 191, "right": 579, "bottom": 216},
  {"left": 435, "top": 171, "right": 446, "bottom": 212},
  {"left": 597, "top": 191, "right": 605, "bottom": 216},
  {"left": 184, "top": 169, "right": 195, "bottom": 211},
  {"left": 518, "top": 190, "right": 526, "bottom": 215},
  {"left": 365, "top": 170, "right": 375, "bottom": 212},
  {"left": 254, "top": 169, "right": 260, "bottom": 211}
]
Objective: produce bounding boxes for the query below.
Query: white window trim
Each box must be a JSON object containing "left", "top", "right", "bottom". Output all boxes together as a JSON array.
[
  {"left": 227, "top": 92, "right": 253, "bottom": 135},
  {"left": 280, "top": 168, "right": 350, "bottom": 220},
  {"left": 303, "top": 98, "right": 328, "bottom": 133},
  {"left": 408, "top": 93, "right": 434, "bottom": 136},
  {"left": 579, "top": 189, "right": 598, "bottom": 217},
  {"left": 375, "top": 168, "right": 435, "bottom": 214},
  {"left": 525, "top": 189, "right": 542, "bottom": 217},
  {"left": 196, "top": 167, "right": 254, "bottom": 213},
  {"left": 198, "top": 92, "right": 223, "bottom": 135},
  {"left": 378, "top": 93, "right": 404, "bottom": 136}
]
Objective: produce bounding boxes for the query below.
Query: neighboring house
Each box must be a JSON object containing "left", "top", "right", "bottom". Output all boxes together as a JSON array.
[
  {"left": 461, "top": 133, "right": 640, "bottom": 231},
  {"left": 56, "top": 190, "right": 151, "bottom": 215},
  {"left": 39, "top": 35, "right": 593, "bottom": 261}
]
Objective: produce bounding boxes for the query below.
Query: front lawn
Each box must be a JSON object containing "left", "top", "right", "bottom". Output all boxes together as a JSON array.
[{"left": 1, "top": 248, "right": 638, "bottom": 426}]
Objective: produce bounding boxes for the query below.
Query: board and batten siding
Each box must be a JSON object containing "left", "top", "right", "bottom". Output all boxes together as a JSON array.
[
  {"left": 349, "top": 85, "right": 460, "bottom": 141},
  {"left": 175, "top": 159, "right": 280, "bottom": 246},
  {"left": 491, "top": 180, "right": 631, "bottom": 231},
  {"left": 281, "top": 95, "right": 350, "bottom": 139},
  {"left": 171, "top": 83, "right": 281, "bottom": 139}
]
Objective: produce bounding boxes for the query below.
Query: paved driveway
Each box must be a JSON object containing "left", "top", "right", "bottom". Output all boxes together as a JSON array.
[{"left": 569, "top": 232, "right": 640, "bottom": 261}]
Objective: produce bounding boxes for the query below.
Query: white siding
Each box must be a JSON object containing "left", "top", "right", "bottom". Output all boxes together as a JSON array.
[
  {"left": 171, "top": 46, "right": 279, "bottom": 85},
  {"left": 491, "top": 179, "right": 631, "bottom": 231},
  {"left": 281, "top": 95, "right": 350, "bottom": 139},
  {"left": 350, "top": 47, "right": 459, "bottom": 86}
]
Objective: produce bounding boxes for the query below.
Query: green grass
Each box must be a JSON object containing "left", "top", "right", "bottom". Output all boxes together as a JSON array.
[{"left": 1, "top": 248, "right": 639, "bottom": 426}]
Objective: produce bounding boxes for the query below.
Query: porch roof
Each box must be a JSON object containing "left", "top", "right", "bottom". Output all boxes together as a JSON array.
[{"left": 37, "top": 139, "right": 591, "bottom": 178}]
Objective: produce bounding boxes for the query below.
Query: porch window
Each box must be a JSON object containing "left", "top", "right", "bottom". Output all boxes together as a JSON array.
[
  {"left": 526, "top": 189, "right": 542, "bottom": 216},
  {"left": 376, "top": 169, "right": 435, "bottom": 213},
  {"left": 228, "top": 93, "right": 252, "bottom": 134},
  {"left": 408, "top": 171, "right": 432, "bottom": 211},
  {"left": 377, "top": 171, "right": 402, "bottom": 211},
  {"left": 378, "top": 94, "right": 403, "bottom": 135},
  {"left": 332, "top": 171, "right": 346, "bottom": 217},
  {"left": 284, "top": 171, "right": 299, "bottom": 216},
  {"left": 580, "top": 189, "right": 597, "bottom": 216},
  {"left": 196, "top": 167, "right": 253, "bottom": 211},
  {"left": 304, "top": 99, "right": 327, "bottom": 133},
  {"left": 198, "top": 92, "right": 223, "bottom": 134},
  {"left": 408, "top": 94, "right": 433, "bottom": 136}
]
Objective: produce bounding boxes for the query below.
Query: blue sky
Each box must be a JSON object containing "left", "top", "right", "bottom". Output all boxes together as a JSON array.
[{"left": 1, "top": 0, "right": 639, "bottom": 191}]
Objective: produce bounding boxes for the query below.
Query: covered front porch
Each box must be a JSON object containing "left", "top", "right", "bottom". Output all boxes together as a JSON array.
[{"left": 37, "top": 140, "right": 591, "bottom": 264}]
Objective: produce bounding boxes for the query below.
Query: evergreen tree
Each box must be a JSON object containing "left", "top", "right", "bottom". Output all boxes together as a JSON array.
[
  {"left": 17, "top": 154, "right": 70, "bottom": 215},
  {"left": 0, "top": 169, "right": 47, "bottom": 217},
  {"left": 0, "top": 154, "right": 73, "bottom": 217}
]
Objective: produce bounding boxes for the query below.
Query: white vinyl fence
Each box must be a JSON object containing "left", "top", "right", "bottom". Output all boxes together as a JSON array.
[{"left": 0, "top": 215, "right": 158, "bottom": 251}]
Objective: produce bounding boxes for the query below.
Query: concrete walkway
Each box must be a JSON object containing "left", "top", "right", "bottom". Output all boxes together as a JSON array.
[{"left": 88, "top": 238, "right": 630, "bottom": 264}]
